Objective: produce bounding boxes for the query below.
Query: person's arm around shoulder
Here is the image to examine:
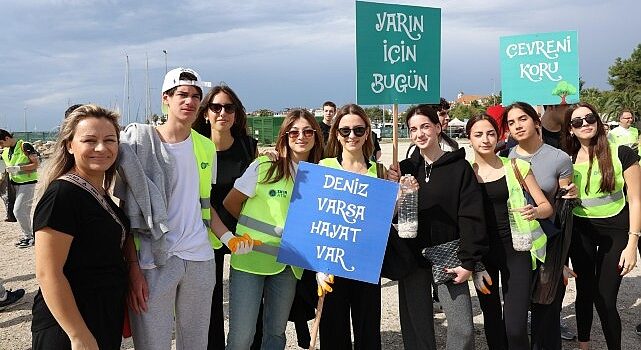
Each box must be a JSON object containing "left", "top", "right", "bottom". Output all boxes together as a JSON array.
[{"left": 35, "top": 228, "right": 98, "bottom": 350}]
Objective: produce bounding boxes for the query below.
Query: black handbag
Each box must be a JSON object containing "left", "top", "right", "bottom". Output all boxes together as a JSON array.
[{"left": 421, "top": 239, "right": 484, "bottom": 285}]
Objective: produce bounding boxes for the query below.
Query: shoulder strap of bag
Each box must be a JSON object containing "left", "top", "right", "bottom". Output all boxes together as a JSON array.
[
  {"left": 510, "top": 158, "right": 530, "bottom": 194},
  {"left": 59, "top": 173, "right": 126, "bottom": 247}
]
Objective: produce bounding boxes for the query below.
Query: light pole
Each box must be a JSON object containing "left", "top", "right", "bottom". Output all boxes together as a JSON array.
[{"left": 163, "top": 50, "right": 168, "bottom": 73}]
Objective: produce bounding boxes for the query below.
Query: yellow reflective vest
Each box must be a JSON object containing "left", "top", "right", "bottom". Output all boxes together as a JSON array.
[
  {"left": 1, "top": 140, "right": 38, "bottom": 183},
  {"left": 231, "top": 156, "right": 302, "bottom": 279}
]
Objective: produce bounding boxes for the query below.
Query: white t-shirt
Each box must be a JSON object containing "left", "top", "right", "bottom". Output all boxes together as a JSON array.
[
  {"left": 234, "top": 159, "right": 298, "bottom": 198},
  {"left": 139, "top": 135, "right": 215, "bottom": 268}
]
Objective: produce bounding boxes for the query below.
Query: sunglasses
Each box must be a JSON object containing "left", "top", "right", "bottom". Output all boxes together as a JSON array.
[
  {"left": 208, "top": 103, "right": 236, "bottom": 114},
  {"left": 337, "top": 126, "right": 367, "bottom": 138},
  {"left": 569, "top": 113, "right": 598, "bottom": 128},
  {"left": 286, "top": 129, "right": 316, "bottom": 139}
]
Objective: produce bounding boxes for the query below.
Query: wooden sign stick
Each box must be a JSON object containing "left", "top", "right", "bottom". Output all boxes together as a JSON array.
[{"left": 308, "top": 294, "right": 326, "bottom": 350}]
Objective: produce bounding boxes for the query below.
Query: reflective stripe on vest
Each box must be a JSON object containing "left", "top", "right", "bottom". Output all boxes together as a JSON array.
[
  {"left": 1, "top": 140, "right": 38, "bottom": 183},
  {"left": 231, "top": 156, "right": 302, "bottom": 279},
  {"left": 572, "top": 144, "right": 626, "bottom": 218},
  {"left": 501, "top": 157, "right": 546, "bottom": 268},
  {"left": 191, "top": 130, "right": 221, "bottom": 249}
]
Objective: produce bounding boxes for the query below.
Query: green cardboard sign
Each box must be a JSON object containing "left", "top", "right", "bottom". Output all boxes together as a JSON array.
[
  {"left": 356, "top": 1, "right": 441, "bottom": 105},
  {"left": 500, "top": 30, "right": 579, "bottom": 106}
]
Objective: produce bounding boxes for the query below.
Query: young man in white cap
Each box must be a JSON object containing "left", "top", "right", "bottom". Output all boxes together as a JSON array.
[{"left": 118, "top": 67, "right": 255, "bottom": 350}]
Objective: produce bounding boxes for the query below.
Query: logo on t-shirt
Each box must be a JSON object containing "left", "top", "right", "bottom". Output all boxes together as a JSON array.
[
  {"left": 269, "top": 189, "right": 288, "bottom": 198},
  {"left": 200, "top": 162, "right": 209, "bottom": 169}
]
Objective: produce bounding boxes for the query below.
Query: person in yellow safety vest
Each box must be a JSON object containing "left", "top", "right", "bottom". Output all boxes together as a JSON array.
[
  {"left": 561, "top": 102, "right": 641, "bottom": 350},
  {"left": 467, "top": 113, "right": 553, "bottom": 349},
  {"left": 121, "top": 67, "right": 249, "bottom": 350},
  {"left": 607, "top": 109, "right": 640, "bottom": 152},
  {"left": 222, "top": 109, "right": 324, "bottom": 350},
  {"left": 311, "top": 103, "right": 387, "bottom": 349},
  {"left": 0, "top": 129, "right": 39, "bottom": 248}
]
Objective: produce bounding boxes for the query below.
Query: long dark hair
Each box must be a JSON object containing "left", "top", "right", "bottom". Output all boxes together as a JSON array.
[
  {"left": 262, "top": 109, "right": 324, "bottom": 184},
  {"left": 325, "top": 104, "right": 374, "bottom": 160},
  {"left": 561, "top": 102, "right": 614, "bottom": 193},
  {"left": 466, "top": 113, "right": 499, "bottom": 137},
  {"left": 193, "top": 85, "right": 248, "bottom": 139}
]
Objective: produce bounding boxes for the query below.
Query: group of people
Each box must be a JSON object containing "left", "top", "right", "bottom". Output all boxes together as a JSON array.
[{"left": 0, "top": 64, "right": 637, "bottom": 350}]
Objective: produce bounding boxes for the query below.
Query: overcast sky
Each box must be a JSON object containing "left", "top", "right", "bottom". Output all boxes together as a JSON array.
[{"left": 1, "top": 0, "right": 639, "bottom": 131}]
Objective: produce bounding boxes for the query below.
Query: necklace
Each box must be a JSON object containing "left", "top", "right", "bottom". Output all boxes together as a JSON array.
[{"left": 424, "top": 160, "right": 433, "bottom": 183}]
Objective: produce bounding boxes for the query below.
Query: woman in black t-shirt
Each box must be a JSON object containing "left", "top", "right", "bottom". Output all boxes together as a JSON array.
[
  {"left": 193, "top": 85, "right": 259, "bottom": 350},
  {"left": 561, "top": 103, "right": 640, "bottom": 350},
  {"left": 32, "top": 104, "right": 128, "bottom": 350}
]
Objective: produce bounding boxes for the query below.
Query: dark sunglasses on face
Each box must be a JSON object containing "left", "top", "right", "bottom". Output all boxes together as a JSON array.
[
  {"left": 569, "top": 113, "right": 598, "bottom": 128},
  {"left": 286, "top": 129, "right": 316, "bottom": 139},
  {"left": 337, "top": 126, "right": 367, "bottom": 138},
  {"left": 208, "top": 103, "right": 237, "bottom": 114}
]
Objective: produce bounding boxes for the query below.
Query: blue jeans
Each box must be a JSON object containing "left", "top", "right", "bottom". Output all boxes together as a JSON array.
[{"left": 226, "top": 268, "right": 297, "bottom": 350}]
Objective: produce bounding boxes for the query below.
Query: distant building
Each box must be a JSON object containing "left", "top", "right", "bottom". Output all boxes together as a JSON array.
[{"left": 454, "top": 91, "right": 490, "bottom": 106}]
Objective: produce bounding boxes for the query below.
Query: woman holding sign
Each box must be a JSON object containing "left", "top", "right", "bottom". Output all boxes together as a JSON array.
[
  {"left": 316, "top": 103, "right": 384, "bottom": 349},
  {"left": 561, "top": 103, "right": 640, "bottom": 350},
  {"left": 467, "top": 113, "right": 553, "bottom": 349},
  {"left": 223, "top": 109, "right": 324, "bottom": 350},
  {"left": 389, "top": 104, "right": 488, "bottom": 350}
]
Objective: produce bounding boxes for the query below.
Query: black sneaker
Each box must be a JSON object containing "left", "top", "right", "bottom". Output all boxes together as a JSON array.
[
  {"left": 4, "top": 217, "right": 17, "bottom": 222},
  {"left": 635, "top": 323, "right": 641, "bottom": 335},
  {"left": 14, "top": 238, "right": 28, "bottom": 247},
  {"left": 17, "top": 239, "right": 34, "bottom": 248},
  {"left": 0, "top": 289, "right": 25, "bottom": 310}
]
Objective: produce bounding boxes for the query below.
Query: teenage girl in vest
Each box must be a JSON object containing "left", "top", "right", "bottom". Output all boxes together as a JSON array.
[
  {"left": 561, "top": 102, "right": 640, "bottom": 350},
  {"left": 192, "top": 85, "right": 262, "bottom": 350},
  {"left": 501, "top": 101, "right": 579, "bottom": 349},
  {"left": 388, "top": 105, "right": 487, "bottom": 350},
  {"left": 467, "top": 113, "right": 553, "bottom": 349},
  {"left": 316, "top": 103, "right": 384, "bottom": 349},
  {"left": 223, "top": 109, "right": 324, "bottom": 350}
]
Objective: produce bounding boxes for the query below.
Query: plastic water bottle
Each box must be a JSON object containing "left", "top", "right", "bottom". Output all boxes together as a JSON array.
[
  {"left": 397, "top": 175, "right": 418, "bottom": 238},
  {"left": 507, "top": 189, "right": 532, "bottom": 251}
]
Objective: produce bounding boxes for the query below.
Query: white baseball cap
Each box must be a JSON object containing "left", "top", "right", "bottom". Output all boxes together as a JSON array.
[{"left": 161, "top": 67, "right": 212, "bottom": 94}]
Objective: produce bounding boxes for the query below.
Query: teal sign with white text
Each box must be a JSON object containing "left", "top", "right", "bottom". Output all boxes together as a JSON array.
[
  {"left": 356, "top": 1, "right": 441, "bottom": 105},
  {"left": 500, "top": 30, "right": 579, "bottom": 106}
]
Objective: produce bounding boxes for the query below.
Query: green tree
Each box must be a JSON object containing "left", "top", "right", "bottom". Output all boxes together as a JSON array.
[
  {"left": 450, "top": 104, "right": 483, "bottom": 121},
  {"left": 601, "top": 90, "right": 641, "bottom": 121},
  {"left": 608, "top": 43, "right": 641, "bottom": 91},
  {"left": 363, "top": 106, "right": 390, "bottom": 125},
  {"left": 254, "top": 109, "right": 274, "bottom": 117},
  {"left": 552, "top": 81, "right": 578, "bottom": 104}
]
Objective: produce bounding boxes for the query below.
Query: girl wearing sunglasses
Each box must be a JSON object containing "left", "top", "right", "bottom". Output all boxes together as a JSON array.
[
  {"left": 500, "top": 101, "right": 578, "bottom": 349},
  {"left": 222, "top": 109, "right": 323, "bottom": 350},
  {"left": 389, "top": 104, "right": 488, "bottom": 350},
  {"left": 315, "top": 103, "right": 385, "bottom": 349},
  {"left": 193, "top": 85, "right": 263, "bottom": 350},
  {"left": 468, "top": 112, "right": 553, "bottom": 349},
  {"left": 561, "top": 102, "right": 640, "bottom": 350}
]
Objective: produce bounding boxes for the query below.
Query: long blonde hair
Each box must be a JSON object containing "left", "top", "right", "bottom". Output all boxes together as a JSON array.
[{"left": 43, "top": 104, "right": 121, "bottom": 191}]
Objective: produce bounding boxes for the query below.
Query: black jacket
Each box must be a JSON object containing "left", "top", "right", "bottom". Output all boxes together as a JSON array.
[{"left": 399, "top": 148, "right": 488, "bottom": 271}]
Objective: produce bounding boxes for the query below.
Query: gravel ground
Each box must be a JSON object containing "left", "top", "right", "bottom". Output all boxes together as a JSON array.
[{"left": 1, "top": 140, "right": 640, "bottom": 349}]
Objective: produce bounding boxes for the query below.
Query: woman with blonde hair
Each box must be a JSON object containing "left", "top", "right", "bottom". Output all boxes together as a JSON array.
[{"left": 32, "top": 104, "right": 129, "bottom": 350}]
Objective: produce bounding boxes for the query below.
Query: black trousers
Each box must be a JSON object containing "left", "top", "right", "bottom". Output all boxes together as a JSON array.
[
  {"left": 570, "top": 215, "right": 628, "bottom": 349},
  {"left": 477, "top": 242, "right": 531, "bottom": 350},
  {"left": 207, "top": 247, "right": 262, "bottom": 350},
  {"left": 319, "top": 276, "right": 381, "bottom": 349},
  {"left": 531, "top": 278, "right": 566, "bottom": 350}
]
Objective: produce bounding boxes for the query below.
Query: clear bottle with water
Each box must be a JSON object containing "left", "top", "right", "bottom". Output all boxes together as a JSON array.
[
  {"left": 397, "top": 175, "right": 418, "bottom": 238},
  {"left": 507, "top": 188, "right": 532, "bottom": 251}
]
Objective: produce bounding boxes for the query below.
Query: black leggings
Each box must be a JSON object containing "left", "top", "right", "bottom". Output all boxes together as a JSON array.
[
  {"left": 477, "top": 241, "right": 531, "bottom": 350},
  {"left": 207, "top": 247, "right": 262, "bottom": 350},
  {"left": 570, "top": 214, "right": 628, "bottom": 349}
]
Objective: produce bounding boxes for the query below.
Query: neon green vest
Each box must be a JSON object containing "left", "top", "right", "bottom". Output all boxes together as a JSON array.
[
  {"left": 319, "top": 157, "right": 378, "bottom": 177},
  {"left": 231, "top": 156, "right": 302, "bottom": 278},
  {"left": 572, "top": 145, "right": 625, "bottom": 218},
  {"left": 608, "top": 126, "right": 638, "bottom": 148},
  {"left": 1, "top": 140, "right": 38, "bottom": 183},
  {"left": 501, "top": 157, "right": 547, "bottom": 268},
  {"left": 190, "top": 130, "right": 222, "bottom": 249}
]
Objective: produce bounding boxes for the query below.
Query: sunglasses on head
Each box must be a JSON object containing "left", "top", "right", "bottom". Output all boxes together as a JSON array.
[
  {"left": 337, "top": 126, "right": 367, "bottom": 138},
  {"left": 286, "top": 129, "right": 315, "bottom": 139},
  {"left": 208, "top": 103, "right": 236, "bottom": 114},
  {"left": 569, "top": 113, "right": 598, "bottom": 128}
]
